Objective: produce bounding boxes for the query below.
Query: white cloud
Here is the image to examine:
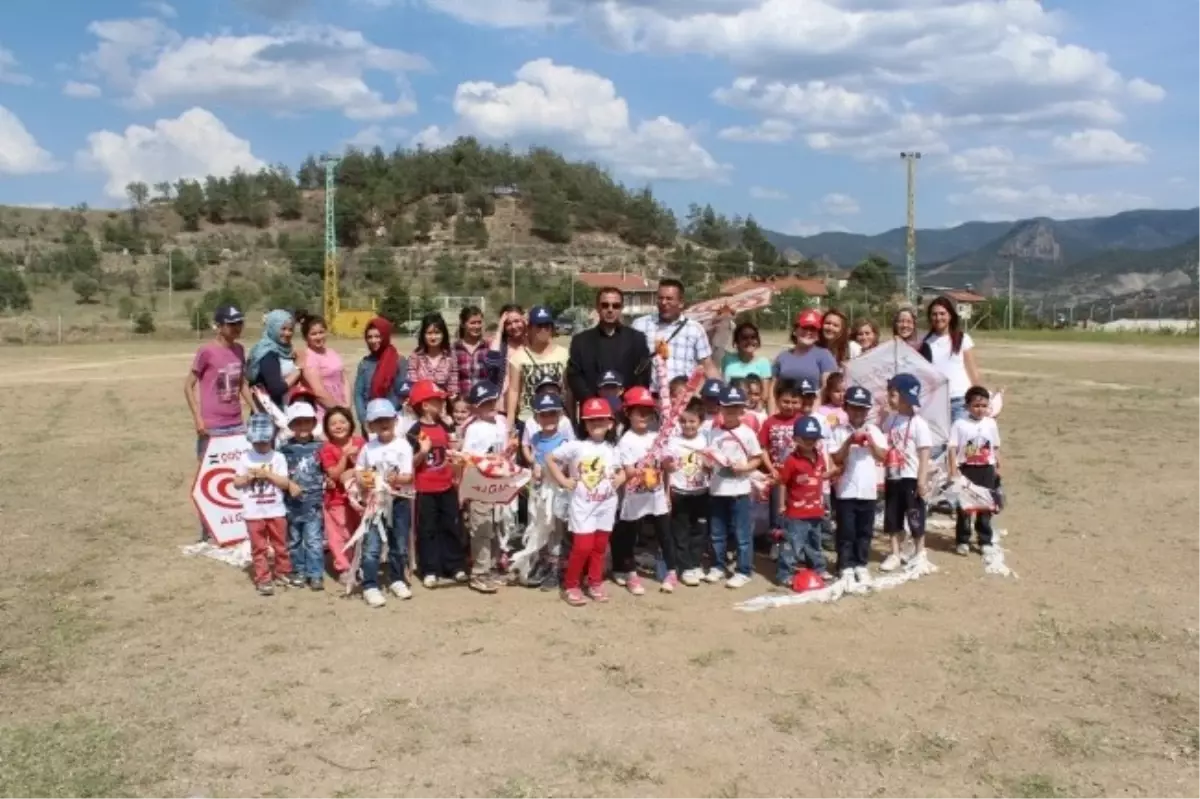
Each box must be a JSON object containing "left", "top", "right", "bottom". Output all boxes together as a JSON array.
[
  {"left": 714, "top": 78, "right": 892, "bottom": 129},
  {"left": 1127, "top": 77, "right": 1165, "bottom": 103},
  {"left": 750, "top": 186, "right": 787, "bottom": 201},
  {"left": 78, "top": 107, "right": 265, "bottom": 199},
  {"left": 410, "top": 125, "right": 452, "bottom": 149},
  {"left": 947, "top": 146, "right": 1023, "bottom": 182},
  {"left": 948, "top": 183, "right": 1152, "bottom": 218},
  {"left": 817, "top": 192, "right": 859, "bottom": 215},
  {"left": 804, "top": 111, "right": 949, "bottom": 160},
  {"left": 0, "top": 106, "right": 59, "bottom": 175},
  {"left": 452, "top": 58, "right": 726, "bottom": 181},
  {"left": 79, "top": 17, "right": 427, "bottom": 120},
  {"left": 142, "top": 1, "right": 177, "bottom": 17},
  {"left": 1051, "top": 129, "right": 1150, "bottom": 166},
  {"left": 344, "top": 124, "right": 410, "bottom": 149},
  {"left": 718, "top": 119, "right": 795, "bottom": 143},
  {"left": 63, "top": 81, "right": 103, "bottom": 99},
  {"left": 0, "top": 47, "right": 32, "bottom": 85},
  {"left": 423, "top": 0, "right": 568, "bottom": 28}
]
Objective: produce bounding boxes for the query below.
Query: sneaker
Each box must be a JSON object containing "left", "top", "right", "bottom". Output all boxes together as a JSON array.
[
  {"left": 527, "top": 561, "right": 550, "bottom": 587},
  {"left": 422, "top": 574, "right": 437, "bottom": 590},
  {"left": 854, "top": 566, "right": 871, "bottom": 584},
  {"left": 703, "top": 567, "right": 725, "bottom": 584},
  {"left": 453, "top": 571, "right": 468, "bottom": 583},
  {"left": 309, "top": 577, "right": 325, "bottom": 592},
  {"left": 726, "top": 572, "right": 752, "bottom": 589},
  {"left": 680, "top": 569, "right": 701, "bottom": 587},
  {"left": 768, "top": 542, "right": 780, "bottom": 562},
  {"left": 955, "top": 543, "right": 970, "bottom": 556},
  {"left": 256, "top": 582, "right": 274, "bottom": 597},
  {"left": 539, "top": 568, "right": 560, "bottom": 592},
  {"left": 981, "top": 544, "right": 998, "bottom": 557},
  {"left": 273, "top": 575, "right": 290, "bottom": 588},
  {"left": 363, "top": 587, "right": 386, "bottom": 608},
  {"left": 660, "top": 571, "right": 679, "bottom": 593},
  {"left": 562, "top": 587, "right": 588, "bottom": 606},
  {"left": 288, "top": 574, "right": 306, "bottom": 588},
  {"left": 818, "top": 570, "right": 835, "bottom": 582},
  {"left": 469, "top": 574, "right": 498, "bottom": 594},
  {"left": 388, "top": 580, "right": 412, "bottom": 600},
  {"left": 586, "top": 584, "right": 609, "bottom": 603},
  {"left": 612, "top": 571, "right": 629, "bottom": 587},
  {"left": 840, "top": 568, "right": 856, "bottom": 585},
  {"left": 626, "top": 574, "right": 646, "bottom": 596},
  {"left": 880, "top": 553, "right": 903, "bottom": 572}
]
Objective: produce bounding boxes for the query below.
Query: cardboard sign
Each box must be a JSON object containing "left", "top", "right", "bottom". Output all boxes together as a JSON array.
[
  {"left": 845, "top": 340, "right": 952, "bottom": 446},
  {"left": 460, "top": 464, "right": 530, "bottom": 505},
  {"left": 192, "top": 434, "right": 250, "bottom": 545}
]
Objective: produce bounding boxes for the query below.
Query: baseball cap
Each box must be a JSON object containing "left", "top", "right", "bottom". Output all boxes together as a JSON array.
[
  {"left": 793, "top": 416, "right": 823, "bottom": 439},
  {"left": 795, "top": 309, "right": 822, "bottom": 330},
  {"left": 396, "top": 379, "right": 413, "bottom": 400},
  {"left": 623, "top": 386, "right": 656, "bottom": 409},
  {"left": 365, "top": 398, "right": 398, "bottom": 422},
  {"left": 534, "top": 393, "right": 564, "bottom": 414},
  {"left": 719, "top": 384, "right": 747, "bottom": 407},
  {"left": 889, "top": 373, "right": 922, "bottom": 407},
  {"left": 408, "top": 380, "right": 446, "bottom": 408},
  {"left": 580, "top": 397, "right": 614, "bottom": 420},
  {"left": 246, "top": 413, "right": 275, "bottom": 443},
  {"left": 213, "top": 305, "right": 245, "bottom": 325},
  {"left": 467, "top": 380, "right": 501, "bottom": 406},
  {"left": 598, "top": 370, "right": 624, "bottom": 388},
  {"left": 797, "top": 377, "right": 819, "bottom": 396},
  {"left": 528, "top": 306, "right": 554, "bottom": 326},
  {"left": 844, "top": 385, "right": 873, "bottom": 408},
  {"left": 700, "top": 378, "right": 724, "bottom": 400},
  {"left": 285, "top": 401, "right": 316, "bottom": 425},
  {"left": 535, "top": 374, "right": 562, "bottom": 392}
]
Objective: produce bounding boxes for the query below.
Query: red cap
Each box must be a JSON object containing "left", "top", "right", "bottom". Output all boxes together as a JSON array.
[
  {"left": 795, "top": 309, "right": 823, "bottom": 330},
  {"left": 408, "top": 379, "right": 447, "bottom": 407},
  {"left": 623, "top": 386, "right": 656, "bottom": 409},
  {"left": 580, "top": 397, "right": 614, "bottom": 420}
]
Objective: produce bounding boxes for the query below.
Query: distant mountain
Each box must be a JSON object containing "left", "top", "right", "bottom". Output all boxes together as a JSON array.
[
  {"left": 1042, "top": 236, "right": 1198, "bottom": 303},
  {"left": 764, "top": 221, "right": 1013, "bottom": 266}
]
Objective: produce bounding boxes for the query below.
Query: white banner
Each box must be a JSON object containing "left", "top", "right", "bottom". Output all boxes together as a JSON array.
[
  {"left": 845, "top": 340, "right": 952, "bottom": 446},
  {"left": 460, "top": 463, "right": 530, "bottom": 505},
  {"left": 192, "top": 434, "right": 251, "bottom": 545}
]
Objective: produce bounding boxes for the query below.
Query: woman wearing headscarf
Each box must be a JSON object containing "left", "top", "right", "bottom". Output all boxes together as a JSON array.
[
  {"left": 352, "top": 316, "right": 409, "bottom": 434},
  {"left": 246, "top": 309, "right": 302, "bottom": 409}
]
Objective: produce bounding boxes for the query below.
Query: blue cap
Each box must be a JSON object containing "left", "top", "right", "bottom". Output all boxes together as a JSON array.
[
  {"left": 246, "top": 413, "right": 275, "bottom": 443},
  {"left": 700, "top": 378, "right": 724, "bottom": 400},
  {"left": 396, "top": 379, "right": 412, "bottom": 400},
  {"left": 535, "top": 374, "right": 562, "bottom": 391},
  {"left": 365, "top": 398, "right": 398, "bottom": 422},
  {"left": 797, "top": 376, "right": 819, "bottom": 396},
  {"left": 213, "top": 305, "right": 245, "bottom": 325},
  {"left": 467, "top": 380, "right": 500, "bottom": 406},
  {"left": 844, "top": 385, "right": 872, "bottom": 408},
  {"left": 889, "top": 373, "right": 922, "bottom": 407},
  {"left": 598, "top": 369, "right": 624, "bottom": 388},
  {"left": 534, "top": 393, "right": 564, "bottom": 414},
  {"left": 529, "top": 306, "right": 554, "bottom": 326},
  {"left": 719, "top": 384, "right": 747, "bottom": 407},
  {"left": 793, "top": 416, "right": 823, "bottom": 440}
]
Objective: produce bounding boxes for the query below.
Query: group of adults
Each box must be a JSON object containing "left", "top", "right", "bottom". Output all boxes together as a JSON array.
[{"left": 185, "top": 278, "right": 984, "bottom": 458}]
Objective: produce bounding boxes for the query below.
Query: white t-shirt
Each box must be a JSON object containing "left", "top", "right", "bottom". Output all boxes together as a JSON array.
[
  {"left": 882, "top": 413, "right": 933, "bottom": 480},
  {"left": 829, "top": 423, "right": 886, "bottom": 500},
  {"left": 552, "top": 439, "right": 620, "bottom": 533},
  {"left": 667, "top": 434, "right": 710, "bottom": 494},
  {"left": 924, "top": 331, "right": 975, "bottom": 398},
  {"left": 949, "top": 416, "right": 1000, "bottom": 467},
  {"left": 521, "top": 415, "right": 575, "bottom": 447},
  {"left": 617, "top": 430, "right": 669, "bottom": 521},
  {"left": 706, "top": 424, "right": 762, "bottom": 497},
  {"left": 848, "top": 340, "right": 863, "bottom": 360},
  {"left": 237, "top": 450, "right": 288, "bottom": 520},
  {"left": 356, "top": 436, "right": 415, "bottom": 486},
  {"left": 461, "top": 416, "right": 510, "bottom": 457}
]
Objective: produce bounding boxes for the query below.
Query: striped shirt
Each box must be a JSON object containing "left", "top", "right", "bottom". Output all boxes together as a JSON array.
[
  {"left": 453, "top": 339, "right": 489, "bottom": 398},
  {"left": 631, "top": 314, "right": 713, "bottom": 393},
  {"left": 408, "top": 350, "right": 459, "bottom": 397}
]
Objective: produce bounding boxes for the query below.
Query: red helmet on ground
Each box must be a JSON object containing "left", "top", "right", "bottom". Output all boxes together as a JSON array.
[
  {"left": 791, "top": 568, "right": 826, "bottom": 593},
  {"left": 408, "top": 379, "right": 447, "bottom": 408},
  {"left": 580, "top": 397, "right": 614, "bottom": 420},
  {"left": 794, "top": 309, "right": 823, "bottom": 331},
  {"left": 623, "top": 386, "right": 656, "bottom": 409}
]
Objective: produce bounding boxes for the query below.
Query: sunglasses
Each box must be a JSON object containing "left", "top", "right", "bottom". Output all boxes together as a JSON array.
[{"left": 600, "top": 302, "right": 623, "bottom": 310}]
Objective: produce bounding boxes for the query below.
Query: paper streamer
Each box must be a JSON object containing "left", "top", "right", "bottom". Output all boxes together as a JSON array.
[
  {"left": 733, "top": 553, "right": 939, "bottom": 612},
  {"left": 181, "top": 539, "right": 252, "bottom": 569}
]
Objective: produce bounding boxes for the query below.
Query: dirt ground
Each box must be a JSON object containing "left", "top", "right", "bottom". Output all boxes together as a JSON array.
[{"left": 0, "top": 336, "right": 1197, "bottom": 798}]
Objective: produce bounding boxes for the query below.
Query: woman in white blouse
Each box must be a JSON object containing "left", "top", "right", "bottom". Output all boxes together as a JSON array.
[{"left": 922, "top": 296, "right": 982, "bottom": 423}]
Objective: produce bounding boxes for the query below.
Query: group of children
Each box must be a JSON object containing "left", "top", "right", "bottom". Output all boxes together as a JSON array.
[{"left": 230, "top": 361, "right": 1003, "bottom": 608}]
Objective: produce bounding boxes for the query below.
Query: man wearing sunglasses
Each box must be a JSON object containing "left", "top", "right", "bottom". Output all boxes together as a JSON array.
[{"left": 566, "top": 287, "right": 651, "bottom": 406}]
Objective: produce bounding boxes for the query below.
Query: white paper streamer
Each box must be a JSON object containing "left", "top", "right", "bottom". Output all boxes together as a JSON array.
[
  {"left": 181, "top": 539, "right": 252, "bottom": 569},
  {"left": 981, "top": 544, "right": 1017, "bottom": 578},
  {"left": 733, "top": 553, "right": 939, "bottom": 612}
]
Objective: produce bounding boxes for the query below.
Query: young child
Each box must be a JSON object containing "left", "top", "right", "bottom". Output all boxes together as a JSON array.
[
  {"left": 817, "top": 372, "right": 849, "bottom": 431},
  {"left": 948, "top": 385, "right": 1002, "bottom": 555},
  {"left": 698, "top": 378, "right": 724, "bottom": 437},
  {"left": 614, "top": 386, "right": 672, "bottom": 595},
  {"left": 665, "top": 398, "right": 711, "bottom": 586},
  {"left": 829, "top": 386, "right": 887, "bottom": 584},
  {"left": 459, "top": 380, "right": 510, "bottom": 594},
  {"left": 797, "top": 376, "right": 836, "bottom": 550},
  {"left": 728, "top": 378, "right": 762, "bottom": 434},
  {"left": 744, "top": 374, "right": 768, "bottom": 429},
  {"left": 521, "top": 376, "right": 575, "bottom": 454},
  {"left": 705, "top": 384, "right": 763, "bottom": 589},
  {"left": 405, "top": 380, "right": 466, "bottom": 589},
  {"left": 234, "top": 413, "right": 298, "bottom": 596},
  {"left": 525, "top": 392, "right": 572, "bottom": 590},
  {"left": 355, "top": 399, "right": 415, "bottom": 607},
  {"left": 396, "top": 379, "right": 417, "bottom": 433},
  {"left": 546, "top": 397, "right": 626, "bottom": 606},
  {"left": 775, "top": 416, "right": 829, "bottom": 587},
  {"left": 880, "top": 373, "right": 933, "bottom": 571},
  {"left": 317, "top": 407, "right": 364, "bottom": 585},
  {"left": 760, "top": 379, "right": 803, "bottom": 539},
  {"left": 597, "top": 370, "right": 627, "bottom": 436},
  {"left": 449, "top": 395, "right": 471, "bottom": 449},
  {"left": 279, "top": 402, "right": 327, "bottom": 590}
]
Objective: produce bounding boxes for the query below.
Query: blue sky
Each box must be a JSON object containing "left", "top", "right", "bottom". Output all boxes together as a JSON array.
[{"left": 1, "top": 0, "right": 1196, "bottom": 236}]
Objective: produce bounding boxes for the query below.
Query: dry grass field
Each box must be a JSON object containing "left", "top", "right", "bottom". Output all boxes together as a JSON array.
[{"left": 0, "top": 335, "right": 1197, "bottom": 797}]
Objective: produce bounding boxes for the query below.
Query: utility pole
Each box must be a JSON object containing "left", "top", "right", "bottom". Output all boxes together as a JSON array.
[
  {"left": 167, "top": 249, "right": 174, "bottom": 317},
  {"left": 900, "top": 151, "right": 922, "bottom": 307},
  {"left": 509, "top": 222, "right": 517, "bottom": 302},
  {"left": 321, "top": 156, "right": 341, "bottom": 326},
  {"left": 1006, "top": 258, "right": 1014, "bottom": 330}
]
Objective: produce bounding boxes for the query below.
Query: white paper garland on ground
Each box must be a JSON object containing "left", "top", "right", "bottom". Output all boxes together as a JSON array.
[
  {"left": 733, "top": 554, "right": 939, "bottom": 612},
  {"left": 181, "top": 539, "right": 252, "bottom": 569}
]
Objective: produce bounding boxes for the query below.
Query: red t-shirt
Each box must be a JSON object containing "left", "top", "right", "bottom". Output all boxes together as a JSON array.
[
  {"left": 318, "top": 436, "right": 366, "bottom": 508},
  {"left": 777, "top": 450, "right": 825, "bottom": 520},
  {"left": 407, "top": 420, "right": 456, "bottom": 494},
  {"left": 759, "top": 412, "right": 798, "bottom": 465}
]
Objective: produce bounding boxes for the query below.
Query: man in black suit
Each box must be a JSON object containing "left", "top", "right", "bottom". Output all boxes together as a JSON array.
[{"left": 566, "top": 286, "right": 651, "bottom": 406}]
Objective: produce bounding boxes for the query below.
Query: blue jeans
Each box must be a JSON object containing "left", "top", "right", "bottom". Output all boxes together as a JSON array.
[
  {"left": 362, "top": 498, "right": 411, "bottom": 590},
  {"left": 777, "top": 518, "right": 825, "bottom": 584},
  {"left": 287, "top": 508, "right": 325, "bottom": 580},
  {"left": 709, "top": 494, "right": 753, "bottom": 577},
  {"left": 196, "top": 423, "right": 245, "bottom": 541}
]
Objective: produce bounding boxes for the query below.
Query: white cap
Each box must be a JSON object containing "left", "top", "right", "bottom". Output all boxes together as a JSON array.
[
  {"left": 365, "top": 398, "right": 397, "bottom": 422},
  {"left": 286, "top": 402, "right": 317, "bottom": 425}
]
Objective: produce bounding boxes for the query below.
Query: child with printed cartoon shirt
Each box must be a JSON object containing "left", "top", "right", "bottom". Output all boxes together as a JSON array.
[
  {"left": 279, "top": 402, "right": 327, "bottom": 590},
  {"left": 235, "top": 413, "right": 300, "bottom": 595},
  {"left": 664, "top": 398, "right": 711, "bottom": 587},
  {"left": 774, "top": 416, "right": 831, "bottom": 587},
  {"left": 524, "top": 392, "right": 572, "bottom": 590},
  {"left": 880, "top": 373, "right": 933, "bottom": 572},
  {"left": 354, "top": 399, "right": 415, "bottom": 608},
  {"left": 759, "top": 379, "right": 804, "bottom": 537},
  {"left": 614, "top": 387, "right": 673, "bottom": 596},
  {"left": 705, "top": 384, "right": 763, "bottom": 589},
  {"left": 829, "top": 386, "right": 887, "bottom": 584},
  {"left": 458, "top": 380, "right": 514, "bottom": 594},
  {"left": 947, "top": 385, "right": 1002, "bottom": 556},
  {"left": 546, "top": 397, "right": 627, "bottom": 606},
  {"left": 405, "top": 380, "right": 466, "bottom": 589}
]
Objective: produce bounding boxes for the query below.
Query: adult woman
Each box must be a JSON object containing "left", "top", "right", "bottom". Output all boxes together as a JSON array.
[
  {"left": 408, "top": 313, "right": 458, "bottom": 397},
  {"left": 294, "top": 311, "right": 347, "bottom": 423},
  {"left": 820, "top": 308, "right": 861, "bottom": 366},
  {"left": 352, "top": 316, "right": 408, "bottom": 433},
  {"left": 891, "top": 306, "right": 930, "bottom": 359},
  {"left": 505, "top": 305, "right": 569, "bottom": 425},
  {"left": 771, "top": 308, "right": 837, "bottom": 412},
  {"left": 721, "top": 321, "right": 773, "bottom": 394},
  {"left": 852, "top": 318, "right": 880, "bottom": 354},
  {"left": 246, "top": 309, "right": 302, "bottom": 409},
  {"left": 923, "top": 296, "right": 982, "bottom": 423},
  {"left": 454, "top": 305, "right": 489, "bottom": 398},
  {"left": 488, "top": 303, "right": 526, "bottom": 392}
]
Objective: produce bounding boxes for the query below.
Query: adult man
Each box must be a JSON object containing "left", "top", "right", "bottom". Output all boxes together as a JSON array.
[
  {"left": 631, "top": 278, "right": 719, "bottom": 394},
  {"left": 566, "top": 287, "right": 651, "bottom": 402}
]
